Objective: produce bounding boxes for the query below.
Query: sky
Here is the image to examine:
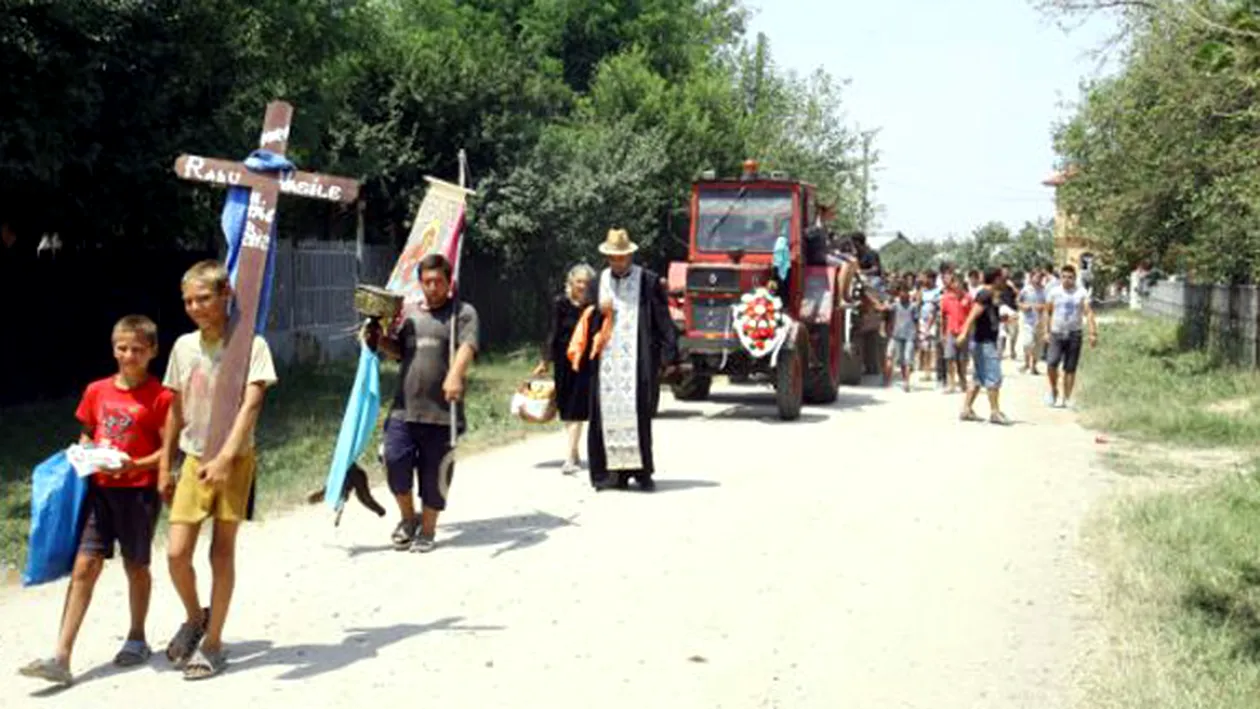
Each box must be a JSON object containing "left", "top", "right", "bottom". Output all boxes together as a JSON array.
[{"left": 748, "top": 0, "right": 1120, "bottom": 241}]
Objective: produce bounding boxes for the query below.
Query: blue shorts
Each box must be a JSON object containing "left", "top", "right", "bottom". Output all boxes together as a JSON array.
[
  {"left": 970, "top": 340, "right": 1002, "bottom": 390},
  {"left": 383, "top": 417, "right": 454, "bottom": 511},
  {"left": 886, "top": 337, "right": 915, "bottom": 367}
]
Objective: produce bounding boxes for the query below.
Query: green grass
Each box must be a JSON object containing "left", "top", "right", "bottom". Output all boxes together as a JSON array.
[
  {"left": 1081, "top": 312, "right": 1260, "bottom": 709},
  {"left": 1078, "top": 312, "right": 1260, "bottom": 447},
  {"left": 0, "top": 350, "right": 548, "bottom": 574}
]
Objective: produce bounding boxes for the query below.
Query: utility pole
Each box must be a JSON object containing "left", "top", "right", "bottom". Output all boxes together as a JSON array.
[{"left": 859, "top": 131, "right": 872, "bottom": 233}]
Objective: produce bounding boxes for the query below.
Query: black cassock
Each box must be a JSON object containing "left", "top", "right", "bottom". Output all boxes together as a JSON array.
[{"left": 585, "top": 265, "right": 677, "bottom": 489}]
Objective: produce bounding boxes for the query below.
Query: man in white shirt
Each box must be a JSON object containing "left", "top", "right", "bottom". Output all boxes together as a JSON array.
[{"left": 1044, "top": 264, "right": 1098, "bottom": 408}]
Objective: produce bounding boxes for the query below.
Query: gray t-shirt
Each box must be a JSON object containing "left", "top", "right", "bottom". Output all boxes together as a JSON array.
[
  {"left": 891, "top": 300, "right": 917, "bottom": 341},
  {"left": 392, "top": 300, "right": 480, "bottom": 429}
]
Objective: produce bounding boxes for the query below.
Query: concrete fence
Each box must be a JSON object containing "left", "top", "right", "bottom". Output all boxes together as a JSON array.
[{"left": 1143, "top": 279, "right": 1260, "bottom": 367}]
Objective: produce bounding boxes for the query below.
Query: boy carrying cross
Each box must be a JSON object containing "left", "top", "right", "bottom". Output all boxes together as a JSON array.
[
  {"left": 160, "top": 260, "right": 277, "bottom": 680},
  {"left": 19, "top": 316, "right": 173, "bottom": 686}
]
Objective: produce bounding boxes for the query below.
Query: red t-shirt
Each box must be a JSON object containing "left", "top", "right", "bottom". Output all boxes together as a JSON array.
[
  {"left": 941, "top": 291, "right": 974, "bottom": 336},
  {"left": 75, "top": 376, "right": 172, "bottom": 488}
]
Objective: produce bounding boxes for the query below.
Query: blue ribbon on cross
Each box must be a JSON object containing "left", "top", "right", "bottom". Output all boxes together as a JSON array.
[{"left": 221, "top": 149, "right": 295, "bottom": 334}]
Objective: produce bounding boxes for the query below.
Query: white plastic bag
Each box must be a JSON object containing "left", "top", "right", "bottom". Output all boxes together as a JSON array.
[{"left": 65, "top": 444, "right": 129, "bottom": 478}]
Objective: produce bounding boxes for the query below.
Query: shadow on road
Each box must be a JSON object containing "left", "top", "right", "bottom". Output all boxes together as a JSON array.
[
  {"left": 706, "top": 406, "right": 828, "bottom": 424},
  {"left": 24, "top": 617, "right": 503, "bottom": 695},
  {"left": 651, "top": 478, "right": 720, "bottom": 493},
  {"left": 441, "top": 510, "right": 580, "bottom": 558},
  {"left": 225, "top": 616, "right": 504, "bottom": 681},
  {"left": 338, "top": 510, "right": 579, "bottom": 559},
  {"left": 654, "top": 408, "right": 704, "bottom": 420}
]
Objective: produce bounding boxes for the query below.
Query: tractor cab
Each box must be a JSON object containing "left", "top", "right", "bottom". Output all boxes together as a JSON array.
[{"left": 664, "top": 160, "right": 860, "bottom": 420}]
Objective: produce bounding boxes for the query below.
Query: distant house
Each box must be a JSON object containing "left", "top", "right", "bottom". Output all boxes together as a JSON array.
[{"left": 1042, "top": 168, "right": 1093, "bottom": 269}]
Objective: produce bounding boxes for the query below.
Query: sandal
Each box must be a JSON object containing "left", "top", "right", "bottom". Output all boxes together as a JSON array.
[
  {"left": 113, "top": 639, "right": 152, "bottom": 667},
  {"left": 18, "top": 657, "right": 73, "bottom": 685},
  {"left": 392, "top": 518, "right": 419, "bottom": 550},
  {"left": 165, "top": 608, "right": 208, "bottom": 666},
  {"left": 182, "top": 645, "right": 228, "bottom": 681}
]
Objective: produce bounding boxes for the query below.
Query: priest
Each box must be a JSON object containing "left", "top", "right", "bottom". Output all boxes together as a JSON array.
[{"left": 567, "top": 228, "right": 678, "bottom": 492}]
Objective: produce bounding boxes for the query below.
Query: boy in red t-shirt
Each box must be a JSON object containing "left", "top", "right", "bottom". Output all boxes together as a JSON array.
[
  {"left": 939, "top": 276, "right": 972, "bottom": 393},
  {"left": 19, "top": 315, "right": 173, "bottom": 686}
]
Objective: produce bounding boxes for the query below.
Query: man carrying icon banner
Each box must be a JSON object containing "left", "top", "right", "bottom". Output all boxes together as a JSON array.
[{"left": 325, "top": 167, "right": 475, "bottom": 543}]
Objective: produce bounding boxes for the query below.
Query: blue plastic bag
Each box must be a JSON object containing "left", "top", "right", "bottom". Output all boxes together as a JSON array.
[{"left": 23, "top": 450, "right": 88, "bottom": 587}]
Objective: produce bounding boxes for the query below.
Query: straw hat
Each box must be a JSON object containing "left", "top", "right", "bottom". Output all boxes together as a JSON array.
[{"left": 598, "top": 228, "right": 638, "bottom": 256}]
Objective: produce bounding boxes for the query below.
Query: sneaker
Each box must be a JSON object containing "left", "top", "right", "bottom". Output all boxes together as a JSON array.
[
  {"left": 990, "top": 412, "right": 1012, "bottom": 426},
  {"left": 1060, "top": 399, "right": 1074, "bottom": 410},
  {"left": 409, "top": 533, "right": 437, "bottom": 554},
  {"left": 391, "top": 518, "right": 419, "bottom": 550},
  {"left": 959, "top": 410, "right": 981, "bottom": 422},
  {"left": 561, "top": 460, "right": 579, "bottom": 475},
  {"left": 1044, "top": 393, "right": 1058, "bottom": 407}
]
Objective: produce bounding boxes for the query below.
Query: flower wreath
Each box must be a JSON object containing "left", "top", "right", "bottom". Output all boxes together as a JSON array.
[{"left": 731, "top": 287, "right": 789, "bottom": 359}]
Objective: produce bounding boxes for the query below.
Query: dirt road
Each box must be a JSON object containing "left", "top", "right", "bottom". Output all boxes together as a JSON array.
[{"left": 0, "top": 368, "right": 1110, "bottom": 708}]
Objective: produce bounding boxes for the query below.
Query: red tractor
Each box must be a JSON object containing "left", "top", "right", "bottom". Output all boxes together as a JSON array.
[{"left": 662, "top": 160, "right": 867, "bottom": 420}]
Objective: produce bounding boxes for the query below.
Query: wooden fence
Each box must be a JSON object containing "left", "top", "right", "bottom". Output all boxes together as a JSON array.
[
  {"left": 1143, "top": 279, "right": 1260, "bottom": 367},
  {"left": 0, "top": 238, "right": 548, "bottom": 406}
]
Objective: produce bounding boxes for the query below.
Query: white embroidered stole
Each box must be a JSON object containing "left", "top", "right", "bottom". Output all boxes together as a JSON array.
[{"left": 598, "top": 266, "right": 643, "bottom": 470}]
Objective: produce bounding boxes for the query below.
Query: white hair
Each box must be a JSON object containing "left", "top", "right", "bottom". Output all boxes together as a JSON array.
[{"left": 566, "top": 262, "right": 596, "bottom": 286}]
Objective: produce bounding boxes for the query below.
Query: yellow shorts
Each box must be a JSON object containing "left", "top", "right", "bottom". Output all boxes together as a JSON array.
[{"left": 169, "top": 452, "right": 256, "bottom": 525}]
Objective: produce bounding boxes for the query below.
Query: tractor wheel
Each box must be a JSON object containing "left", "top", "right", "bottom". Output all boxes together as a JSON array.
[
  {"left": 804, "top": 323, "right": 839, "bottom": 404},
  {"left": 775, "top": 329, "right": 806, "bottom": 421},
  {"left": 671, "top": 373, "right": 712, "bottom": 401}
]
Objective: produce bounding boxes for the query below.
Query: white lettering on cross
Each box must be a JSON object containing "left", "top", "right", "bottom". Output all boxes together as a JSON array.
[
  {"left": 247, "top": 192, "right": 275, "bottom": 224},
  {"left": 183, "top": 156, "right": 205, "bottom": 180},
  {"left": 243, "top": 222, "right": 270, "bottom": 251},
  {"left": 260, "top": 126, "right": 290, "bottom": 147}
]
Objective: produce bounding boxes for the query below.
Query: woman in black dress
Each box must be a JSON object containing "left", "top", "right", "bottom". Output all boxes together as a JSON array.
[{"left": 533, "top": 263, "right": 596, "bottom": 474}]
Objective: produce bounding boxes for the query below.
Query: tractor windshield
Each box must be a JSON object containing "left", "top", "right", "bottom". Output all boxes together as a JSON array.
[{"left": 694, "top": 186, "right": 794, "bottom": 254}]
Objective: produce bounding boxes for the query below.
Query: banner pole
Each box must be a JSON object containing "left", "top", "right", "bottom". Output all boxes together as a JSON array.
[{"left": 450, "top": 149, "right": 469, "bottom": 448}]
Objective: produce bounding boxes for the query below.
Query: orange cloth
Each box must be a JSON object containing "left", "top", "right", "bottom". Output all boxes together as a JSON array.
[
  {"left": 566, "top": 305, "right": 616, "bottom": 371},
  {"left": 567, "top": 306, "right": 593, "bottom": 371},
  {"left": 591, "top": 305, "right": 614, "bottom": 357}
]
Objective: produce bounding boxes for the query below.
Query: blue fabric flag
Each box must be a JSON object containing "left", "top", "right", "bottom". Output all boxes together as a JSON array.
[
  {"left": 324, "top": 343, "right": 382, "bottom": 513},
  {"left": 222, "top": 149, "right": 296, "bottom": 334},
  {"left": 23, "top": 450, "right": 89, "bottom": 586},
  {"left": 772, "top": 234, "right": 790, "bottom": 280}
]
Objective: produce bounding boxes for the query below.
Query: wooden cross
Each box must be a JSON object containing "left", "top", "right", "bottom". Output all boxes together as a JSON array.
[{"left": 172, "top": 101, "right": 360, "bottom": 460}]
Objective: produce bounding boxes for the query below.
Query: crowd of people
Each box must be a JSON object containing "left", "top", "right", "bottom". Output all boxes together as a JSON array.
[
  {"left": 869, "top": 260, "right": 1099, "bottom": 423},
  {"left": 17, "top": 218, "right": 1104, "bottom": 687}
]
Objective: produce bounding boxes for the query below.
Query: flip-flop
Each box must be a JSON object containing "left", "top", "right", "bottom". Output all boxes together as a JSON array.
[
  {"left": 113, "top": 639, "right": 152, "bottom": 667},
  {"left": 18, "top": 657, "right": 73, "bottom": 685},
  {"left": 182, "top": 646, "right": 228, "bottom": 681},
  {"left": 165, "top": 608, "right": 208, "bottom": 666}
]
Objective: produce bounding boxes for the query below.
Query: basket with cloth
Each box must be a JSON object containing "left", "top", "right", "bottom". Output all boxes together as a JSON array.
[{"left": 510, "top": 378, "right": 558, "bottom": 424}]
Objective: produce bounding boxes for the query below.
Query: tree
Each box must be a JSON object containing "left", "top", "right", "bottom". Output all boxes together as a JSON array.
[{"left": 1039, "top": 0, "right": 1260, "bottom": 283}]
